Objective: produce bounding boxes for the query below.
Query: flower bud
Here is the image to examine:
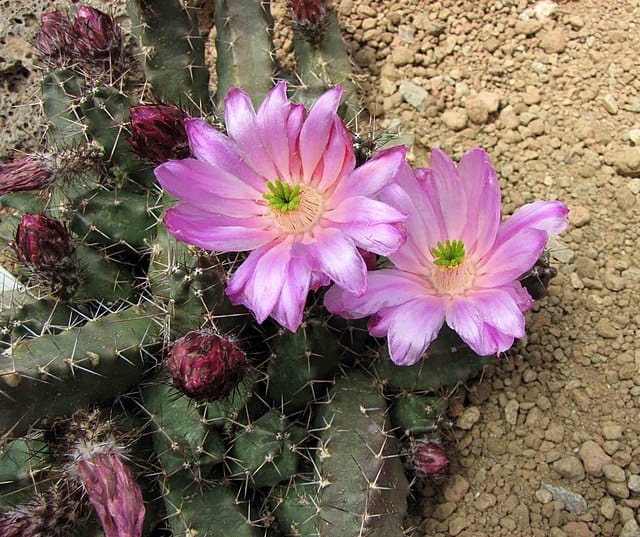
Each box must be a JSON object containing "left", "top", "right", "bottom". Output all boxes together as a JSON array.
[
  {"left": 0, "top": 157, "right": 53, "bottom": 196},
  {"left": 14, "top": 215, "right": 75, "bottom": 273},
  {"left": 166, "top": 331, "right": 247, "bottom": 401},
  {"left": 520, "top": 253, "right": 557, "bottom": 300},
  {"left": 73, "top": 6, "right": 123, "bottom": 61},
  {"left": 34, "top": 11, "right": 73, "bottom": 64},
  {"left": 128, "top": 104, "right": 190, "bottom": 164},
  {"left": 291, "top": 0, "right": 329, "bottom": 44},
  {"left": 76, "top": 452, "right": 144, "bottom": 537},
  {"left": 411, "top": 441, "right": 449, "bottom": 478}
]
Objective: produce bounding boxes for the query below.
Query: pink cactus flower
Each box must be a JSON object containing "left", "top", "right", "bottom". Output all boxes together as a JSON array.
[
  {"left": 155, "top": 82, "right": 408, "bottom": 331},
  {"left": 0, "top": 156, "right": 53, "bottom": 196},
  {"left": 325, "top": 148, "right": 569, "bottom": 365}
]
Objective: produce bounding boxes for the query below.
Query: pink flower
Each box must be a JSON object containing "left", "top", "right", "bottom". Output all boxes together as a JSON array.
[
  {"left": 155, "top": 82, "right": 408, "bottom": 331},
  {"left": 325, "top": 148, "right": 569, "bottom": 365}
]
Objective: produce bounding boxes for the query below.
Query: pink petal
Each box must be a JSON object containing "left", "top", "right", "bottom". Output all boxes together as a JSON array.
[
  {"left": 184, "top": 119, "right": 265, "bottom": 190},
  {"left": 156, "top": 158, "right": 261, "bottom": 200},
  {"left": 460, "top": 288, "right": 525, "bottom": 338},
  {"left": 456, "top": 148, "right": 501, "bottom": 258},
  {"left": 324, "top": 269, "right": 430, "bottom": 318},
  {"left": 343, "top": 222, "right": 406, "bottom": 256},
  {"left": 227, "top": 239, "right": 292, "bottom": 323},
  {"left": 332, "top": 146, "right": 409, "bottom": 201},
  {"left": 256, "top": 81, "right": 298, "bottom": 180},
  {"left": 164, "top": 204, "right": 275, "bottom": 251},
  {"left": 382, "top": 297, "right": 447, "bottom": 366},
  {"left": 325, "top": 196, "right": 406, "bottom": 225},
  {"left": 425, "top": 148, "right": 468, "bottom": 240},
  {"left": 270, "top": 255, "right": 312, "bottom": 331},
  {"left": 505, "top": 281, "right": 534, "bottom": 312},
  {"left": 286, "top": 104, "right": 306, "bottom": 180},
  {"left": 311, "top": 120, "right": 355, "bottom": 193},
  {"left": 224, "top": 87, "right": 278, "bottom": 179},
  {"left": 303, "top": 228, "right": 367, "bottom": 295},
  {"left": 445, "top": 297, "right": 517, "bottom": 355},
  {"left": 475, "top": 227, "right": 548, "bottom": 288},
  {"left": 298, "top": 86, "right": 343, "bottom": 182},
  {"left": 497, "top": 200, "right": 569, "bottom": 245}
]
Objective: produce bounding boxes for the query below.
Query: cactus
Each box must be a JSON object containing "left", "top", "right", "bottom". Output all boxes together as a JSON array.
[{"left": 0, "top": 2, "right": 563, "bottom": 536}]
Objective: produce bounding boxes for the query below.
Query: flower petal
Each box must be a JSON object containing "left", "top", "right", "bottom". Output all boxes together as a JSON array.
[
  {"left": 164, "top": 204, "right": 275, "bottom": 251},
  {"left": 456, "top": 148, "right": 501, "bottom": 258},
  {"left": 298, "top": 86, "right": 343, "bottom": 181},
  {"left": 224, "top": 87, "right": 278, "bottom": 179},
  {"left": 270, "top": 255, "right": 311, "bottom": 331},
  {"left": 343, "top": 222, "right": 406, "bottom": 256},
  {"left": 303, "top": 228, "right": 367, "bottom": 295},
  {"left": 324, "top": 268, "right": 430, "bottom": 318},
  {"left": 459, "top": 287, "right": 525, "bottom": 338},
  {"left": 184, "top": 118, "right": 265, "bottom": 190},
  {"left": 332, "top": 146, "right": 410, "bottom": 201},
  {"left": 382, "top": 297, "right": 447, "bottom": 366},
  {"left": 311, "top": 120, "right": 355, "bottom": 193},
  {"left": 475, "top": 227, "right": 548, "bottom": 288},
  {"left": 325, "top": 196, "right": 406, "bottom": 225},
  {"left": 227, "top": 239, "right": 292, "bottom": 323},
  {"left": 497, "top": 200, "right": 569, "bottom": 245}
]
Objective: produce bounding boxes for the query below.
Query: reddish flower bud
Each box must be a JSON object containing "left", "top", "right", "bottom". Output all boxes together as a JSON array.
[
  {"left": 34, "top": 11, "right": 73, "bottom": 64},
  {"left": 0, "top": 157, "right": 54, "bottom": 196},
  {"left": 166, "top": 331, "right": 247, "bottom": 401},
  {"left": 411, "top": 442, "right": 449, "bottom": 478},
  {"left": 76, "top": 452, "right": 145, "bottom": 537},
  {"left": 14, "top": 214, "right": 75, "bottom": 272},
  {"left": 291, "top": 0, "right": 329, "bottom": 44},
  {"left": 128, "top": 104, "right": 190, "bottom": 164},
  {"left": 73, "top": 6, "right": 123, "bottom": 60}
]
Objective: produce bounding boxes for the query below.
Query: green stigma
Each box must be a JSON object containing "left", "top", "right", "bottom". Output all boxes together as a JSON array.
[
  {"left": 263, "top": 179, "right": 302, "bottom": 212},
  {"left": 431, "top": 239, "right": 466, "bottom": 268}
]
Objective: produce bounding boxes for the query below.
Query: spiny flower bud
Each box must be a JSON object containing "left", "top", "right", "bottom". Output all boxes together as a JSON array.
[
  {"left": 411, "top": 441, "right": 449, "bottom": 478},
  {"left": 0, "top": 156, "right": 54, "bottom": 196},
  {"left": 73, "top": 6, "right": 123, "bottom": 61},
  {"left": 15, "top": 215, "right": 75, "bottom": 273},
  {"left": 291, "top": 0, "right": 329, "bottom": 44},
  {"left": 34, "top": 11, "right": 73, "bottom": 64},
  {"left": 166, "top": 331, "right": 247, "bottom": 401},
  {"left": 520, "top": 253, "right": 558, "bottom": 300},
  {"left": 128, "top": 104, "right": 190, "bottom": 164}
]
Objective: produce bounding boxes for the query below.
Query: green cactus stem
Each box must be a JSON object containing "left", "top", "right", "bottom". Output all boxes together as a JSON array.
[
  {"left": 315, "top": 370, "right": 409, "bottom": 537},
  {"left": 0, "top": 307, "right": 160, "bottom": 437},
  {"left": 41, "top": 69, "right": 86, "bottom": 147},
  {"left": 389, "top": 393, "right": 447, "bottom": 437},
  {"left": 214, "top": 0, "right": 275, "bottom": 109},
  {"left": 129, "top": 0, "right": 211, "bottom": 114}
]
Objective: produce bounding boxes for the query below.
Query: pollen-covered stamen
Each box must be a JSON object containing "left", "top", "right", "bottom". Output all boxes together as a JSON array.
[
  {"left": 263, "top": 179, "right": 302, "bottom": 212},
  {"left": 431, "top": 239, "right": 474, "bottom": 293},
  {"left": 269, "top": 185, "right": 324, "bottom": 234},
  {"left": 431, "top": 239, "right": 465, "bottom": 267}
]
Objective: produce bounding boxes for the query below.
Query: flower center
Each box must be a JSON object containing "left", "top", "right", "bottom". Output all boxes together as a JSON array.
[
  {"left": 265, "top": 180, "right": 323, "bottom": 234},
  {"left": 431, "top": 239, "right": 474, "bottom": 294},
  {"left": 263, "top": 179, "right": 302, "bottom": 212}
]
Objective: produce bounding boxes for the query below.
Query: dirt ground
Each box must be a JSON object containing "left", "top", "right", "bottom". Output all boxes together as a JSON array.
[{"left": 1, "top": 1, "right": 640, "bottom": 536}]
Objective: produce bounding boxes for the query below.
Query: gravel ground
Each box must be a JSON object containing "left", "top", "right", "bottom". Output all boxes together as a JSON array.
[{"left": 1, "top": 1, "right": 640, "bottom": 536}]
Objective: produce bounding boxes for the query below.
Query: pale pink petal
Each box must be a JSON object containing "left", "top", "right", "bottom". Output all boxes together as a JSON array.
[
  {"left": 286, "top": 104, "right": 306, "bottom": 180},
  {"left": 185, "top": 119, "right": 265, "bottom": 190},
  {"left": 156, "top": 158, "right": 261, "bottom": 200},
  {"left": 299, "top": 86, "right": 343, "bottom": 181},
  {"left": 310, "top": 270, "right": 330, "bottom": 290},
  {"left": 497, "top": 201, "right": 569, "bottom": 245},
  {"left": 226, "top": 245, "right": 269, "bottom": 299},
  {"left": 304, "top": 228, "right": 367, "bottom": 295},
  {"left": 460, "top": 288, "right": 525, "bottom": 338},
  {"left": 384, "top": 297, "right": 447, "bottom": 366},
  {"left": 332, "top": 146, "right": 409, "bottom": 201},
  {"left": 257, "top": 81, "right": 298, "bottom": 180},
  {"left": 224, "top": 88, "right": 278, "bottom": 179},
  {"left": 456, "top": 148, "right": 501, "bottom": 258},
  {"left": 270, "top": 255, "right": 312, "bottom": 331},
  {"left": 424, "top": 148, "right": 468, "bottom": 240},
  {"left": 342, "top": 222, "right": 406, "bottom": 256},
  {"left": 475, "top": 227, "right": 548, "bottom": 288},
  {"left": 324, "top": 196, "right": 406, "bottom": 225},
  {"left": 505, "top": 281, "right": 534, "bottom": 312},
  {"left": 368, "top": 309, "right": 393, "bottom": 338},
  {"left": 324, "top": 269, "right": 430, "bottom": 318},
  {"left": 164, "top": 204, "right": 275, "bottom": 251},
  {"left": 311, "top": 120, "right": 355, "bottom": 193},
  {"left": 227, "top": 239, "right": 292, "bottom": 323}
]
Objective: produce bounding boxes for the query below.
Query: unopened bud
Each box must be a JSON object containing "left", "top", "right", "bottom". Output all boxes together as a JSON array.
[
  {"left": 411, "top": 441, "right": 449, "bottom": 478},
  {"left": 0, "top": 157, "right": 54, "bottom": 196},
  {"left": 128, "top": 104, "right": 190, "bottom": 164},
  {"left": 15, "top": 215, "right": 75, "bottom": 272},
  {"left": 34, "top": 11, "right": 73, "bottom": 64},
  {"left": 74, "top": 6, "right": 123, "bottom": 60},
  {"left": 166, "top": 331, "right": 247, "bottom": 401},
  {"left": 291, "top": 0, "right": 329, "bottom": 44}
]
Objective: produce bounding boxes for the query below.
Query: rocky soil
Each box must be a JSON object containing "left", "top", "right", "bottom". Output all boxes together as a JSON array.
[{"left": 1, "top": 1, "right": 640, "bottom": 536}]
